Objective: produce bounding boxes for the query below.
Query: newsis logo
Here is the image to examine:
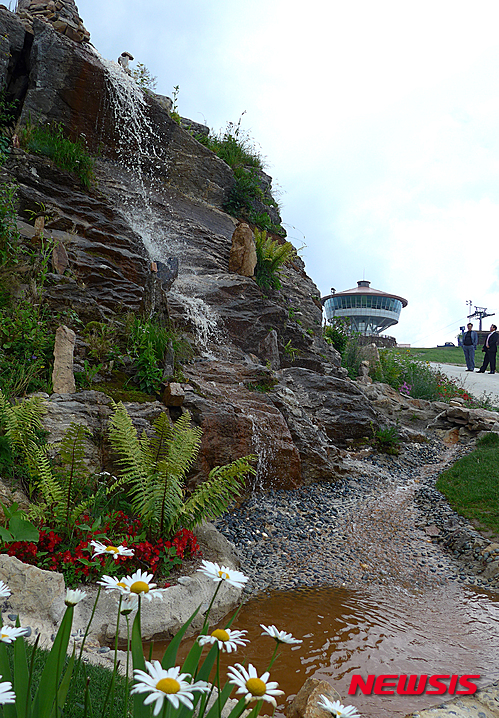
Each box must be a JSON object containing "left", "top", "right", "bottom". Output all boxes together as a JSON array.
[{"left": 348, "top": 674, "right": 480, "bottom": 696}]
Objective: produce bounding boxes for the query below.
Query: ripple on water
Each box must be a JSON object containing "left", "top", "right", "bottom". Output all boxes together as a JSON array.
[{"left": 153, "top": 583, "right": 499, "bottom": 718}]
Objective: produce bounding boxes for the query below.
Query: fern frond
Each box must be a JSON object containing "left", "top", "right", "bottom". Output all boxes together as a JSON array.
[
  {"left": 174, "top": 455, "right": 256, "bottom": 534},
  {"left": 107, "top": 401, "right": 148, "bottom": 484},
  {"left": 164, "top": 410, "right": 202, "bottom": 482},
  {"left": 149, "top": 411, "right": 174, "bottom": 464},
  {"left": 32, "top": 445, "right": 64, "bottom": 509}
]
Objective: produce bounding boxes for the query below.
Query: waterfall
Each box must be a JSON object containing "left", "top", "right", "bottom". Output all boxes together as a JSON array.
[
  {"left": 248, "top": 413, "right": 273, "bottom": 492},
  {"left": 90, "top": 49, "right": 225, "bottom": 355}
]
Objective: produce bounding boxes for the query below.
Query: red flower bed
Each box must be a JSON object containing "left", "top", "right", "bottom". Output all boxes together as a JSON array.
[{"left": 5, "top": 510, "right": 201, "bottom": 586}]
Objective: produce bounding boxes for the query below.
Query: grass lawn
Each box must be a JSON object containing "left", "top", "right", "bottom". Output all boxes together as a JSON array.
[
  {"left": 436, "top": 433, "right": 499, "bottom": 537},
  {"left": 406, "top": 347, "right": 466, "bottom": 365}
]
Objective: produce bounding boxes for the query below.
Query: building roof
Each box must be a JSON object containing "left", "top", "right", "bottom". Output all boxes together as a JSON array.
[{"left": 322, "top": 280, "right": 408, "bottom": 307}]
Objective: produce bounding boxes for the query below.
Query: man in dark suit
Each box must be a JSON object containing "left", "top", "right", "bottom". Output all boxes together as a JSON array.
[{"left": 477, "top": 324, "right": 499, "bottom": 374}]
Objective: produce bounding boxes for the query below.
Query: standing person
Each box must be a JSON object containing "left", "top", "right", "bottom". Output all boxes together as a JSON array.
[
  {"left": 462, "top": 322, "right": 478, "bottom": 371},
  {"left": 477, "top": 324, "right": 499, "bottom": 374}
]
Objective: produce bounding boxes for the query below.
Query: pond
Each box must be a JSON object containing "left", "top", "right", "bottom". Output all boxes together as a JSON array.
[{"left": 153, "top": 582, "right": 499, "bottom": 718}]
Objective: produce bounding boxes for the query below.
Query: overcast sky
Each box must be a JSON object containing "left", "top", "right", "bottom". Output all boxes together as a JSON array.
[{"left": 76, "top": 0, "right": 499, "bottom": 347}]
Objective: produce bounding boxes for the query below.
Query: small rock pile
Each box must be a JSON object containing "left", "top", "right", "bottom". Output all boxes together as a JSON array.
[{"left": 16, "top": 0, "right": 90, "bottom": 43}]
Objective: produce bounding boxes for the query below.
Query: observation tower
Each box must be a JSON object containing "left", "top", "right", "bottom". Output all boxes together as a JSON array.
[{"left": 322, "top": 280, "right": 408, "bottom": 335}]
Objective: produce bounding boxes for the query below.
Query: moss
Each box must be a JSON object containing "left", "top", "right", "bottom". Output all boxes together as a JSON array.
[{"left": 91, "top": 371, "right": 155, "bottom": 403}]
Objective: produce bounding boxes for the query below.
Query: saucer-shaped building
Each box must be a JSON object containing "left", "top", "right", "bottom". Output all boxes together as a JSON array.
[{"left": 322, "top": 280, "right": 408, "bottom": 335}]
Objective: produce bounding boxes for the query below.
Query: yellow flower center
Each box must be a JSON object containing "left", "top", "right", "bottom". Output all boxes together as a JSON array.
[
  {"left": 156, "top": 678, "right": 180, "bottom": 694},
  {"left": 105, "top": 546, "right": 119, "bottom": 554},
  {"left": 246, "top": 678, "right": 267, "bottom": 697},
  {"left": 217, "top": 570, "right": 230, "bottom": 580},
  {"left": 130, "top": 581, "right": 150, "bottom": 595},
  {"left": 211, "top": 628, "right": 230, "bottom": 642}
]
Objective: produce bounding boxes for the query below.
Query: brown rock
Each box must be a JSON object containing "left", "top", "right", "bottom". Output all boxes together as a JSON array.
[
  {"left": 228, "top": 223, "right": 257, "bottom": 277},
  {"left": 286, "top": 677, "right": 341, "bottom": 718},
  {"left": 51, "top": 324, "right": 76, "bottom": 393},
  {"left": 258, "top": 329, "right": 280, "bottom": 370},
  {"left": 51, "top": 240, "right": 69, "bottom": 274},
  {"left": 163, "top": 382, "right": 185, "bottom": 407},
  {"left": 443, "top": 427, "right": 460, "bottom": 445}
]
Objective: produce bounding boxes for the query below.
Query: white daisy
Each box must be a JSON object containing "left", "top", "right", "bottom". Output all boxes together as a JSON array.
[
  {"left": 90, "top": 541, "right": 134, "bottom": 560},
  {"left": 120, "top": 570, "right": 164, "bottom": 601},
  {"left": 65, "top": 588, "right": 87, "bottom": 606},
  {"left": 97, "top": 575, "right": 130, "bottom": 594},
  {"left": 0, "top": 626, "right": 28, "bottom": 643},
  {"left": 227, "top": 663, "right": 284, "bottom": 706},
  {"left": 197, "top": 560, "right": 248, "bottom": 589},
  {"left": 260, "top": 624, "right": 302, "bottom": 645},
  {"left": 0, "top": 677, "right": 15, "bottom": 705},
  {"left": 131, "top": 661, "right": 209, "bottom": 716},
  {"left": 0, "top": 582, "right": 11, "bottom": 600},
  {"left": 198, "top": 628, "right": 248, "bottom": 653},
  {"left": 317, "top": 695, "right": 360, "bottom": 718},
  {"left": 120, "top": 596, "right": 139, "bottom": 615}
]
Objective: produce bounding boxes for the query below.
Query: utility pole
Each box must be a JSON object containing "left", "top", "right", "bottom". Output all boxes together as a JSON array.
[{"left": 468, "top": 306, "right": 495, "bottom": 332}]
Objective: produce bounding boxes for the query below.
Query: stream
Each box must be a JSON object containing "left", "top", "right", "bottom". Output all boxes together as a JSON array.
[{"left": 153, "top": 441, "right": 499, "bottom": 718}]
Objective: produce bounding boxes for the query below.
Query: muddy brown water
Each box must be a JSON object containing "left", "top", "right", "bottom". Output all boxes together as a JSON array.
[
  {"left": 152, "top": 583, "right": 499, "bottom": 718},
  {"left": 152, "top": 446, "right": 499, "bottom": 718}
]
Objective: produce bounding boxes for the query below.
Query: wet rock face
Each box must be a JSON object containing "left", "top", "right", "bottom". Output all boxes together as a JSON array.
[
  {"left": 183, "top": 362, "right": 302, "bottom": 492},
  {"left": 1, "top": 151, "right": 153, "bottom": 321}
]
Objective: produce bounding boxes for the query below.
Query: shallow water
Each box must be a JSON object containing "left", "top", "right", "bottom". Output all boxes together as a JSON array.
[{"left": 153, "top": 583, "right": 499, "bottom": 718}]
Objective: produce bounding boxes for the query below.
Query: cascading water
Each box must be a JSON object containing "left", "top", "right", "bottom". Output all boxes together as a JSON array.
[
  {"left": 248, "top": 413, "right": 273, "bottom": 491},
  {"left": 91, "top": 48, "right": 225, "bottom": 355}
]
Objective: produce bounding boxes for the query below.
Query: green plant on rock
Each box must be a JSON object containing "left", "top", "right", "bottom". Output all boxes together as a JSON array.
[
  {"left": 373, "top": 423, "right": 401, "bottom": 456},
  {"left": 324, "top": 318, "right": 349, "bottom": 354},
  {"left": 254, "top": 228, "right": 297, "bottom": 291},
  {"left": 131, "top": 62, "right": 158, "bottom": 92},
  {"left": 283, "top": 340, "right": 300, "bottom": 362},
  {"left": 0, "top": 181, "right": 20, "bottom": 267},
  {"left": 108, "top": 402, "right": 256, "bottom": 541},
  {"left": 0, "top": 390, "right": 47, "bottom": 480},
  {"left": 19, "top": 120, "right": 95, "bottom": 188}
]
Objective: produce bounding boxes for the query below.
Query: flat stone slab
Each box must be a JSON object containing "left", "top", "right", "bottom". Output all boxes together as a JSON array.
[{"left": 406, "top": 681, "right": 499, "bottom": 717}]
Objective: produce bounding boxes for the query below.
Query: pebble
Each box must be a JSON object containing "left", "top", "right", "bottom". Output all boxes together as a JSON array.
[{"left": 216, "top": 439, "right": 497, "bottom": 598}]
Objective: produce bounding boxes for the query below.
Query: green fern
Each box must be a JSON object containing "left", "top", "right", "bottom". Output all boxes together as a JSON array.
[
  {"left": 108, "top": 403, "right": 255, "bottom": 541},
  {"left": 0, "top": 390, "right": 47, "bottom": 481},
  {"left": 254, "top": 228, "right": 297, "bottom": 290}
]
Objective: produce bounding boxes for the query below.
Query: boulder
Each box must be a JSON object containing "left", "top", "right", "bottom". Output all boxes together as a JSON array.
[
  {"left": 162, "top": 382, "right": 185, "bottom": 407},
  {"left": 51, "top": 324, "right": 76, "bottom": 394},
  {"left": 228, "top": 223, "right": 257, "bottom": 277},
  {"left": 286, "top": 678, "right": 342, "bottom": 718}
]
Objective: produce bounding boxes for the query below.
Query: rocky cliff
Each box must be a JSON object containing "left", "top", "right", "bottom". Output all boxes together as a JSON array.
[{"left": 0, "top": 4, "right": 380, "bottom": 490}]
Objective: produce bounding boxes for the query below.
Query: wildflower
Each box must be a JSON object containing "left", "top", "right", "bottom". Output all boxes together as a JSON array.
[
  {"left": 120, "top": 596, "right": 139, "bottom": 615},
  {"left": 0, "top": 626, "right": 28, "bottom": 643},
  {"left": 197, "top": 560, "right": 248, "bottom": 589},
  {"left": 198, "top": 628, "right": 248, "bottom": 653},
  {"left": 65, "top": 588, "right": 87, "bottom": 606},
  {"left": 317, "top": 695, "right": 360, "bottom": 718},
  {"left": 90, "top": 540, "right": 134, "bottom": 559},
  {"left": 131, "top": 662, "right": 209, "bottom": 716},
  {"left": 227, "top": 663, "right": 284, "bottom": 706},
  {"left": 0, "top": 677, "right": 15, "bottom": 705},
  {"left": 0, "top": 582, "right": 11, "bottom": 600},
  {"left": 260, "top": 624, "right": 302, "bottom": 645},
  {"left": 121, "top": 569, "right": 164, "bottom": 601},
  {"left": 97, "top": 575, "right": 130, "bottom": 593}
]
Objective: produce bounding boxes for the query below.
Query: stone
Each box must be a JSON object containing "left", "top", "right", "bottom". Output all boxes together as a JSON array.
[
  {"left": 163, "top": 382, "right": 185, "bottom": 407},
  {"left": 286, "top": 678, "right": 341, "bottom": 718},
  {"left": 51, "top": 240, "right": 69, "bottom": 274},
  {"left": 228, "top": 223, "right": 257, "bottom": 277},
  {"left": 0, "top": 555, "right": 65, "bottom": 626},
  {"left": 52, "top": 324, "right": 76, "bottom": 393},
  {"left": 155, "top": 258, "right": 179, "bottom": 291}
]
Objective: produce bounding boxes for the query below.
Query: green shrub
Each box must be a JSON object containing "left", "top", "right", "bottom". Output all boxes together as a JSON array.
[
  {"left": 20, "top": 121, "right": 95, "bottom": 188},
  {"left": 374, "top": 424, "right": 401, "bottom": 455},
  {"left": 254, "top": 228, "right": 296, "bottom": 290},
  {"left": 340, "top": 334, "right": 364, "bottom": 379},
  {"left": 0, "top": 181, "right": 20, "bottom": 267},
  {"left": 324, "top": 318, "right": 349, "bottom": 353},
  {"left": 196, "top": 114, "right": 264, "bottom": 170}
]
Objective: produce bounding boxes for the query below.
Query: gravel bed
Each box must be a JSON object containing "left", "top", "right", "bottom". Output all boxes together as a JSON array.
[{"left": 215, "top": 438, "right": 498, "bottom": 598}]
